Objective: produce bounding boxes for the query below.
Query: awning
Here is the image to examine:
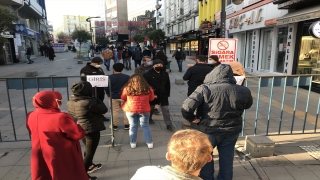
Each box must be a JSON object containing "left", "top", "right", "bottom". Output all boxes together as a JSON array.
[{"left": 277, "top": 5, "right": 320, "bottom": 25}]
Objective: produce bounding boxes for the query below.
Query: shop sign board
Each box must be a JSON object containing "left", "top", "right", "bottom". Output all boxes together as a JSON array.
[
  {"left": 278, "top": 0, "right": 306, "bottom": 9},
  {"left": 243, "top": 0, "right": 263, "bottom": 8},
  {"left": 208, "top": 38, "right": 237, "bottom": 63},
  {"left": 52, "top": 43, "right": 65, "bottom": 53},
  {"left": 86, "top": 75, "right": 108, "bottom": 87},
  {"left": 277, "top": 12, "right": 320, "bottom": 25}
]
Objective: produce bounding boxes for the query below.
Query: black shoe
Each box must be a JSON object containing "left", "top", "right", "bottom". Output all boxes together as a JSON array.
[
  {"left": 31, "top": 61, "right": 34, "bottom": 63},
  {"left": 153, "top": 109, "right": 160, "bottom": 115},
  {"left": 103, "top": 117, "right": 109, "bottom": 121},
  {"left": 27, "top": 62, "right": 31, "bottom": 64},
  {"left": 88, "top": 163, "right": 102, "bottom": 174},
  {"left": 167, "top": 125, "right": 176, "bottom": 132},
  {"left": 113, "top": 125, "right": 118, "bottom": 131},
  {"left": 124, "top": 124, "right": 129, "bottom": 130},
  {"left": 89, "top": 176, "right": 98, "bottom": 180},
  {"left": 149, "top": 119, "right": 155, "bottom": 124}
]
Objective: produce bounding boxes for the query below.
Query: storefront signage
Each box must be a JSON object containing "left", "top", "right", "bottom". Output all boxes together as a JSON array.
[
  {"left": 264, "top": 18, "right": 278, "bottom": 26},
  {"left": 284, "top": 25, "right": 294, "bottom": 74},
  {"left": 226, "top": 4, "right": 235, "bottom": 16},
  {"left": 208, "top": 38, "right": 237, "bottom": 63},
  {"left": 278, "top": 0, "right": 306, "bottom": 9},
  {"left": 309, "top": 21, "right": 320, "bottom": 38},
  {"left": 243, "top": 0, "right": 263, "bottom": 8},
  {"left": 52, "top": 43, "right": 65, "bottom": 53},
  {"left": 201, "top": 21, "right": 212, "bottom": 29},
  {"left": 14, "top": 24, "right": 41, "bottom": 40},
  {"left": 277, "top": 12, "right": 320, "bottom": 25},
  {"left": 250, "top": 30, "right": 259, "bottom": 73},
  {"left": 229, "top": 8, "right": 262, "bottom": 29}
]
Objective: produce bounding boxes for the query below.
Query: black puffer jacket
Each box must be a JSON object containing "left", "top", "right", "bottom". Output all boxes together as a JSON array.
[
  {"left": 67, "top": 81, "right": 108, "bottom": 134},
  {"left": 181, "top": 64, "right": 253, "bottom": 134},
  {"left": 183, "top": 63, "right": 213, "bottom": 96}
]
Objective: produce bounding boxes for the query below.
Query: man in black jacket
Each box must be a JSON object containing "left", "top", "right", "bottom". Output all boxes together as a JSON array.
[
  {"left": 144, "top": 59, "right": 175, "bottom": 131},
  {"left": 26, "top": 45, "right": 34, "bottom": 64},
  {"left": 183, "top": 55, "right": 212, "bottom": 96},
  {"left": 181, "top": 64, "right": 253, "bottom": 180},
  {"left": 122, "top": 46, "right": 132, "bottom": 70},
  {"left": 80, "top": 57, "right": 109, "bottom": 121}
]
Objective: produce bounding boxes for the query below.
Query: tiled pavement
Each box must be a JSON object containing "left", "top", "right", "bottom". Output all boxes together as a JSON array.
[{"left": 0, "top": 52, "right": 320, "bottom": 179}]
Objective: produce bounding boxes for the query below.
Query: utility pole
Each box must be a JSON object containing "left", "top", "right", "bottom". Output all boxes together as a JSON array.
[{"left": 220, "top": 0, "right": 226, "bottom": 38}]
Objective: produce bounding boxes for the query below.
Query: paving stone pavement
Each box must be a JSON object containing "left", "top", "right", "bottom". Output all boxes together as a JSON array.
[{"left": 0, "top": 52, "right": 320, "bottom": 179}]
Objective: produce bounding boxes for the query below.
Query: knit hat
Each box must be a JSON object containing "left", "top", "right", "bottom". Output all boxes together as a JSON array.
[
  {"left": 71, "top": 81, "right": 93, "bottom": 96},
  {"left": 32, "top": 91, "right": 62, "bottom": 109},
  {"left": 209, "top": 55, "right": 219, "bottom": 62},
  {"left": 91, "top": 57, "right": 103, "bottom": 64},
  {"left": 153, "top": 59, "right": 164, "bottom": 65},
  {"left": 229, "top": 61, "right": 246, "bottom": 76}
]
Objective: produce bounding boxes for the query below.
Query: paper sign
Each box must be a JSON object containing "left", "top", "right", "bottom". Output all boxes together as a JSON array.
[
  {"left": 209, "top": 38, "right": 237, "bottom": 63},
  {"left": 86, "top": 75, "right": 108, "bottom": 87},
  {"left": 234, "top": 76, "right": 245, "bottom": 85}
]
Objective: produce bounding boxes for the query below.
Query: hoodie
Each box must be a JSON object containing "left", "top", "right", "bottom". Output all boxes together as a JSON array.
[
  {"left": 67, "top": 81, "right": 107, "bottom": 134},
  {"left": 181, "top": 64, "right": 253, "bottom": 134}
]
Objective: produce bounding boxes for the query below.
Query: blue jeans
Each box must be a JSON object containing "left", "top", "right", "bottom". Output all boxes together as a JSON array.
[
  {"left": 104, "top": 59, "right": 110, "bottom": 70},
  {"left": 199, "top": 133, "right": 239, "bottom": 180},
  {"left": 27, "top": 55, "right": 31, "bottom": 63},
  {"left": 176, "top": 59, "right": 183, "bottom": 71},
  {"left": 126, "top": 112, "right": 152, "bottom": 144}
]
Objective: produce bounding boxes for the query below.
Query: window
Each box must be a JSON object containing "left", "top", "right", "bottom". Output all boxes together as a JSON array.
[
  {"left": 260, "top": 29, "right": 273, "bottom": 70},
  {"left": 191, "top": 41, "right": 198, "bottom": 51},
  {"left": 170, "top": 43, "right": 176, "bottom": 51},
  {"left": 297, "top": 36, "right": 320, "bottom": 76},
  {"left": 274, "top": 27, "right": 288, "bottom": 73}
]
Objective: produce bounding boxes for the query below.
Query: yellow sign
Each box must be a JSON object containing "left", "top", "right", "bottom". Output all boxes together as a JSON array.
[{"left": 79, "top": 16, "right": 87, "bottom": 22}]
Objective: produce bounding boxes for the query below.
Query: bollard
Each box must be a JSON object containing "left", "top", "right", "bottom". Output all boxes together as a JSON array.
[{"left": 245, "top": 136, "right": 275, "bottom": 158}]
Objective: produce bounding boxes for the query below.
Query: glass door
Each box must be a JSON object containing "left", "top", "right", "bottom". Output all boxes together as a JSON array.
[
  {"left": 274, "top": 27, "right": 288, "bottom": 73},
  {"left": 239, "top": 33, "right": 246, "bottom": 65},
  {"left": 261, "top": 29, "right": 273, "bottom": 70},
  {"left": 245, "top": 32, "right": 253, "bottom": 69}
]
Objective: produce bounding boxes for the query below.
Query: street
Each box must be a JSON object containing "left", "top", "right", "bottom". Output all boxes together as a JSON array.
[{"left": 0, "top": 52, "right": 320, "bottom": 180}]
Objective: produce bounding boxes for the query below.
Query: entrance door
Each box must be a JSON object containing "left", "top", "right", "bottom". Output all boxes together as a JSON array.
[
  {"left": 260, "top": 29, "right": 273, "bottom": 71},
  {"left": 245, "top": 32, "right": 253, "bottom": 69},
  {"left": 4, "top": 42, "right": 13, "bottom": 64}
]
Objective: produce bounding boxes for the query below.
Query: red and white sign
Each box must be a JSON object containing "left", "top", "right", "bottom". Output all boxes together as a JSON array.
[{"left": 209, "top": 38, "right": 237, "bottom": 63}]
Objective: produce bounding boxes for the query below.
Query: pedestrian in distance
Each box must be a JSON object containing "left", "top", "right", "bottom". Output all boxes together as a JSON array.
[
  {"left": 102, "top": 48, "right": 113, "bottom": 71},
  {"left": 134, "top": 56, "right": 153, "bottom": 75},
  {"left": 181, "top": 64, "right": 253, "bottom": 180},
  {"left": 202, "top": 44, "right": 209, "bottom": 57},
  {"left": 105, "top": 63, "right": 130, "bottom": 131},
  {"left": 44, "top": 44, "right": 49, "bottom": 57},
  {"left": 40, "top": 44, "right": 44, "bottom": 56},
  {"left": 172, "top": 47, "right": 186, "bottom": 72},
  {"left": 27, "top": 91, "right": 88, "bottom": 180},
  {"left": 121, "top": 74, "right": 155, "bottom": 149},
  {"left": 133, "top": 47, "right": 143, "bottom": 68},
  {"left": 67, "top": 81, "right": 108, "bottom": 180},
  {"left": 143, "top": 47, "right": 152, "bottom": 57},
  {"left": 131, "top": 129, "right": 213, "bottom": 180},
  {"left": 155, "top": 47, "right": 168, "bottom": 65},
  {"left": 113, "top": 49, "right": 120, "bottom": 63},
  {"left": 122, "top": 46, "right": 133, "bottom": 70},
  {"left": 25, "top": 45, "right": 34, "bottom": 64},
  {"left": 143, "top": 59, "right": 176, "bottom": 131},
  {"left": 80, "top": 57, "right": 110, "bottom": 122},
  {"left": 48, "top": 45, "right": 55, "bottom": 61}
]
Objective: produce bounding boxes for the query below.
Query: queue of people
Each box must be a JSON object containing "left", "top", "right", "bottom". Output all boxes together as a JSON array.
[{"left": 26, "top": 47, "right": 252, "bottom": 180}]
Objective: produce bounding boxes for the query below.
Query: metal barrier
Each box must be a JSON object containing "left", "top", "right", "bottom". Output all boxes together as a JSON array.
[
  {"left": 1, "top": 76, "right": 115, "bottom": 144},
  {"left": 1, "top": 74, "right": 320, "bottom": 142}
]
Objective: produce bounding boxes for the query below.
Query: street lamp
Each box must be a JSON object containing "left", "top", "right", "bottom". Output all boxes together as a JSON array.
[
  {"left": 220, "top": 0, "right": 243, "bottom": 38},
  {"left": 86, "top": 16, "right": 101, "bottom": 56}
]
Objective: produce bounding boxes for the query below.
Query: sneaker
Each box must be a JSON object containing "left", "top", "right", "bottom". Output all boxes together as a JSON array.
[
  {"left": 147, "top": 143, "right": 153, "bottom": 149},
  {"left": 130, "top": 143, "right": 136, "bottom": 149},
  {"left": 153, "top": 109, "right": 160, "bottom": 115},
  {"left": 167, "top": 125, "right": 176, "bottom": 132},
  {"left": 87, "top": 163, "right": 102, "bottom": 174},
  {"left": 113, "top": 125, "right": 118, "bottom": 131},
  {"left": 149, "top": 119, "right": 155, "bottom": 124},
  {"left": 124, "top": 124, "right": 129, "bottom": 130}
]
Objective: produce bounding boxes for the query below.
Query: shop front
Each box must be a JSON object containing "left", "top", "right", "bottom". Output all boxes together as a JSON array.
[{"left": 226, "top": 2, "right": 288, "bottom": 73}]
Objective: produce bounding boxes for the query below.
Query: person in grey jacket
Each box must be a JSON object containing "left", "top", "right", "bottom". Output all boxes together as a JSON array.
[
  {"left": 131, "top": 129, "right": 212, "bottom": 180},
  {"left": 181, "top": 64, "right": 253, "bottom": 180},
  {"left": 67, "top": 81, "right": 108, "bottom": 179}
]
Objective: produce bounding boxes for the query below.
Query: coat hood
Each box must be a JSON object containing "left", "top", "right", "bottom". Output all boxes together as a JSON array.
[
  {"left": 32, "top": 91, "right": 62, "bottom": 109},
  {"left": 71, "top": 81, "right": 92, "bottom": 96},
  {"left": 203, "top": 64, "right": 237, "bottom": 84}
]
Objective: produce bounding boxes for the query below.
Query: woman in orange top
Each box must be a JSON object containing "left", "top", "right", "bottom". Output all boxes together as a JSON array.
[{"left": 121, "top": 74, "right": 155, "bottom": 149}]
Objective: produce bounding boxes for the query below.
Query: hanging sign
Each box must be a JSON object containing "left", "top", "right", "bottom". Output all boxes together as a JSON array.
[
  {"left": 309, "top": 21, "right": 320, "bottom": 39},
  {"left": 209, "top": 38, "right": 237, "bottom": 63},
  {"left": 86, "top": 75, "right": 109, "bottom": 87}
]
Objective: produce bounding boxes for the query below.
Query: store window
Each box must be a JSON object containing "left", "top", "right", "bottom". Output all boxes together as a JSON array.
[
  {"left": 260, "top": 29, "right": 273, "bottom": 71},
  {"left": 191, "top": 41, "right": 198, "bottom": 52},
  {"left": 297, "top": 36, "right": 320, "bottom": 75},
  {"left": 274, "top": 27, "right": 288, "bottom": 73},
  {"left": 170, "top": 43, "right": 176, "bottom": 51},
  {"left": 183, "top": 42, "right": 190, "bottom": 55}
]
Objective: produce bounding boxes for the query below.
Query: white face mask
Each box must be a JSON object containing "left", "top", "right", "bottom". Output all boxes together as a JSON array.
[
  {"left": 177, "top": 49, "right": 181, "bottom": 52},
  {"left": 95, "top": 65, "right": 101, "bottom": 68},
  {"left": 208, "top": 61, "right": 214, "bottom": 64}
]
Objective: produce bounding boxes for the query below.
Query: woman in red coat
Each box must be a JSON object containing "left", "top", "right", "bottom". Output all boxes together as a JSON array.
[{"left": 26, "top": 91, "right": 88, "bottom": 180}]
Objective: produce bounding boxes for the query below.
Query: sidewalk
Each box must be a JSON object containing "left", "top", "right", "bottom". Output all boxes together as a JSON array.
[{"left": 0, "top": 52, "right": 320, "bottom": 179}]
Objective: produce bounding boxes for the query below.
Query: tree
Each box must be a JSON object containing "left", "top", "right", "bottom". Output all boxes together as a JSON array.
[
  {"left": 56, "top": 32, "right": 69, "bottom": 44},
  {"left": 133, "top": 34, "right": 145, "bottom": 45},
  {"left": 96, "top": 37, "right": 109, "bottom": 47},
  {"left": 0, "top": 6, "right": 18, "bottom": 44},
  {"left": 71, "top": 28, "right": 91, "bottom": 57},
  {"left": 148, "top": 29, "right": 165, "bottom": 45}
]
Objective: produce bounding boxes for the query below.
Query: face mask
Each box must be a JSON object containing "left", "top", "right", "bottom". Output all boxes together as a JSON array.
[
  {"left": 95, "top": 65, "right": 101, "bottom": 68},
  {"left": 146, "top": 61, "right": 153, "bottom": 66},
  {"left": 154, "top": 66, "right": 165, "bottom": 71},
  {"left": 177, "top": 49, "right": 181, "bottom": 52},
  {"left": 208, "top": 61, "right": 214, "bottom": 64},
  {"left": 55, "top": 99, "right": 62, "bottom": 108}
]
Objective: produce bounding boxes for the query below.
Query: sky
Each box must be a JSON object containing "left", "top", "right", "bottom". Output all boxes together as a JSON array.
[{"left": 45, "top": 0, "right": 104, "bottom": 30}]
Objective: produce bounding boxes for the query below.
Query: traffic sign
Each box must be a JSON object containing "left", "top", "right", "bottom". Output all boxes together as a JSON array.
[{"left": 209, "top": 38, "right": 237, "bottom": 63}]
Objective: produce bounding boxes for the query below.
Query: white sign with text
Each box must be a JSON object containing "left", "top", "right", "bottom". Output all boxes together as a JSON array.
[
  {"left": 209, "top": 38, "right": 237, "bottom": 63},
  {"left": 86, "top": 75, "right": 109, "bottom": 87}
]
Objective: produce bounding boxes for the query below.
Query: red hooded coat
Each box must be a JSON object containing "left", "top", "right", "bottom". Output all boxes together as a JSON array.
[{"left": 26, "top": 91, "right": 88, "bottom": 180}]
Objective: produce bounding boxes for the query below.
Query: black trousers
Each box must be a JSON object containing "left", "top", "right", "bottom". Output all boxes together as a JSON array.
[{"left": 82, "top": 131, "right": 100, "bottom": 171}]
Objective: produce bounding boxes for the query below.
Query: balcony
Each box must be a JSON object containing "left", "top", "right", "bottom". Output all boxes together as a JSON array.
[
  {"left": 1, "top": 0, "right": 23, "bottom": 5},
  {"left": 18, "top": 0, "right": 45, "bottom": 19}
]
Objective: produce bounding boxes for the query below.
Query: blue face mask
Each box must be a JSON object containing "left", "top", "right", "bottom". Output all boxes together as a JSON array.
[
  {"left": 146, "top": 61, "right": 153, "bottom": 66},
  {"left": 208, "top": 61, "right": 214, "bottom": 64}
]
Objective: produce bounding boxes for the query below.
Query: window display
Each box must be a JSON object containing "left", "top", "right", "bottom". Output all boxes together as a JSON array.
[
  {"left": 170, "top": 43, "right": 176, "bottom": 51},
  {"left": 190, "top": 41, "right": 198, "bottom": 51},
  {"left": 297, "top": 36, "right": 320, "bottom": 83}
]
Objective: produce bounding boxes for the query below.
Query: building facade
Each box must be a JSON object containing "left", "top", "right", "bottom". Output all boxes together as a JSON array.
[
  {"left": 105, "top": 0, "right": 128, "bottom": 46},
  {"left": 0, "top": 0, "right": 48, "bottom": 65},
  {"left": 93, "top": 21, "right": 106, "bottom": 44},
  {"left": 165, "top": 0, "right": 199, "bottom": 56},
  {"left": 226, "top": 0, "right": 288, "bottom": 74},
  {"left": 62, "top": 15, "right": 91, "bottom": 36}
]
